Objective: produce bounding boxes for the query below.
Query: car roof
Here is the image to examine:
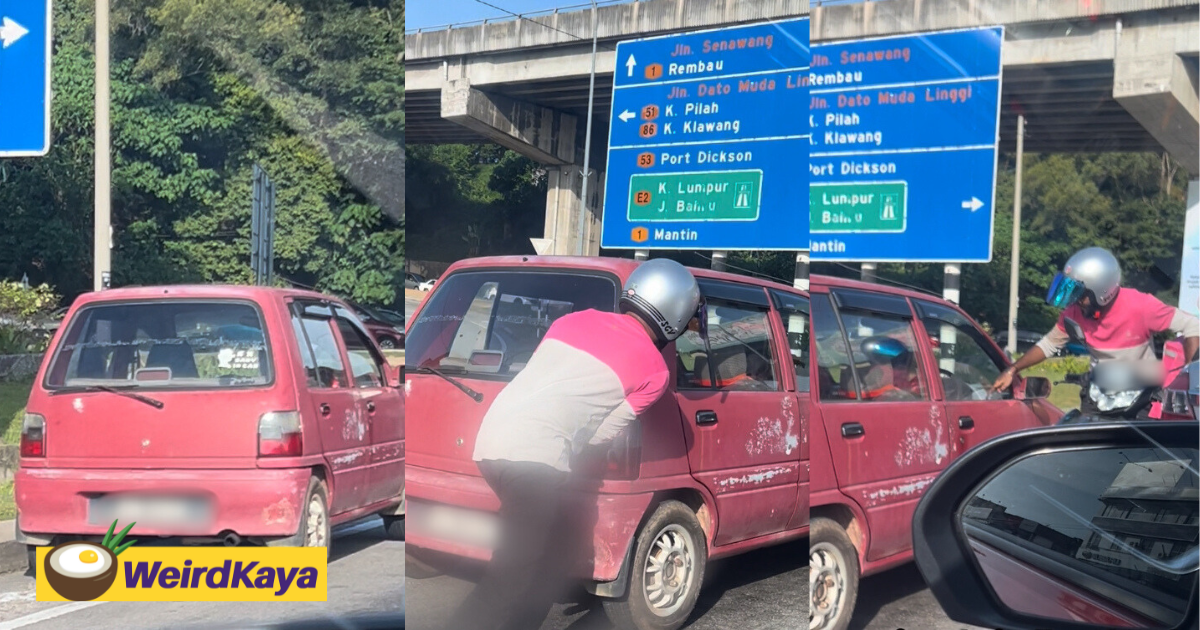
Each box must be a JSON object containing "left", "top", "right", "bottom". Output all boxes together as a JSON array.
[
  {"left": 441, "top": 255, "right": 946, "bottom": 304},
  {"left": 71, "top": 284, "right": 339, "bottom": 307}
]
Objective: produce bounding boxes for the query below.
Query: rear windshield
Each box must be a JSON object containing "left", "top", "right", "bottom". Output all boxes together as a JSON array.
[
  {"left": 407, "top": 270, "right": 618, "bottom": 378},
  {"left": 46, "top": 300, "right": 273, "bottom": 390}
]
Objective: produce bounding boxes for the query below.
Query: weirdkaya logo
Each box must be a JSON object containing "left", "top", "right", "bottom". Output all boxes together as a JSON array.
[{"left": 36, "top": 520, "right": 327, "bottom": 602}]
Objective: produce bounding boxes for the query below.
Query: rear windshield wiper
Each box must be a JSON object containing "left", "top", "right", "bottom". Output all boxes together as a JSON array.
[
  {"left": 411, "top": 366, "right": 484, "bottom": 403},
  {"left": 54, "top": 385, "right": 165, "bottom": 409}
]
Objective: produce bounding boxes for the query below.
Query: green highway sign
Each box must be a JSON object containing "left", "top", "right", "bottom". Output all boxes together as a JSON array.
[
  {"left": 627, "top": 170, "right": 763, "bottom": 222},
  {"left": 810, "top": 182, "right": 908, "bottom": 234}
]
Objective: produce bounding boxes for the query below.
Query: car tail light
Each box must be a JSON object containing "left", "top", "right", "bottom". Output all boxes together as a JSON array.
[
  {"left": 258, "top": 411, "right": 302, "bottom": 457},
  {"left": 20, "top": 413, "right": 45, "bottom": 458}
]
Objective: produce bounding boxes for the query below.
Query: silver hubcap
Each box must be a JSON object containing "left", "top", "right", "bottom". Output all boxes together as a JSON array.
[
  {"left": 642, "top": 524, "right": 696, "bottom": 617},
  {"left": 810, "top": 541, "right": 848, "bottom": 630},
  {"left": 305, "top": 494, "right": 327, "bottom": 547}
]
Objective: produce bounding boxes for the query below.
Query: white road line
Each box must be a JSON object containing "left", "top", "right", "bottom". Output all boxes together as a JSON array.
[
  {"left": 0, "top": 592, "right": 35, "bottom": 604},
  {"left": 0, "top": 601, "right": 106, "bottom": 630}
]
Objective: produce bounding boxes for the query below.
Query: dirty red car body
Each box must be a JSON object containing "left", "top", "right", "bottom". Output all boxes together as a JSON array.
[
  {"left": 807, "top": 276, "right": 1062, "bottom": 629},
  {"left": 15, "top": 285, "right": 405, "bottom": 554},
  {"left": 404, "top": 255, "right": 1060, "bottom": 629}
]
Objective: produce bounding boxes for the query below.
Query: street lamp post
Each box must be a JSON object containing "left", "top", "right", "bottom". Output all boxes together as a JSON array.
[
  {"left": 576, "top": 0, "right": 598, "bottom": 256},
  {"left": 94, "top": 0, "right": 112, "bottom": 291}
]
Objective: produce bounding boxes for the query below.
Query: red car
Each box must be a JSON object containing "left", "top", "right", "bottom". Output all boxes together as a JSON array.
[
  {"left": 14, "top": 285, "right": 406, "bottom": 572},
  {"left": 404, "top": 255, "right": 1059, "bottom": 630}
]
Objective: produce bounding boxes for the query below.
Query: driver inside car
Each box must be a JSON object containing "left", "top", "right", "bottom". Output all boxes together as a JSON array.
[{"left": 992, "top": 247, "right": 1199, "bottom": 412}]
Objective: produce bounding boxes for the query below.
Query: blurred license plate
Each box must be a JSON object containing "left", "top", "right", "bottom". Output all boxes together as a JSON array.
[
  {"left": 89, "top": 495, "right": 212, "bottom": 527},
  {"left": 410, "top": 501, "right": 498, "bottom": 549}
]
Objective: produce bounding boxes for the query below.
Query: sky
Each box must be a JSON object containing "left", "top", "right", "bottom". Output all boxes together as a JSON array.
[{"left": 407, "top": 0, "right": 634, "bottom": 32}]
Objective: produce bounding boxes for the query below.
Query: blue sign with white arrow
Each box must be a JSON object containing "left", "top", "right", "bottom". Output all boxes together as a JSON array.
[
  {"left": 0, "top": 1, "right": 51, "bottom": 157},
  {"left": 602, "top": 18, "right": 809, "bottom": 250},
  {"left": 808, "top": 26, "right": 1004, "bottom": 262}
]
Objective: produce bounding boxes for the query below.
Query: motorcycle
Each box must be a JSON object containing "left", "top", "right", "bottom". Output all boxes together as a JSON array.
[{"left": 1054, "top": 317, "right": 1183, "bottom": 425}]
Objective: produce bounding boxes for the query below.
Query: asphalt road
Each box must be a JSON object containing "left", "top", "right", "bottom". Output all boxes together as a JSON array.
[
  {"left": 0, "top": 518, "right": 403, "bottom": 630},
  {"left": 406, "top": 539, "right": 808, "bottom": 630},
  {"left": 852, "top": 563, "right": 986, "bottom": 630}
]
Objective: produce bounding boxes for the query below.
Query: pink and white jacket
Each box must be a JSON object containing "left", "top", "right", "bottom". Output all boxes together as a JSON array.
[{"left": 1037, "top": 288, "right": 1199, "bottom": 362}]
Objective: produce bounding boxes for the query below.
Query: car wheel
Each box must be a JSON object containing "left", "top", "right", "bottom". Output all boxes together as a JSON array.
[
  {"left": 382, "top": 515, "right": 405, "bottom": 540},
  {"left": 602, "top": 500, "right": 707, "bottom": 630},
  {"left": 300, "top": 477, "right": 331, "bottom": 558},
  {"left": 809, "top": 517, "right": 859, "bottom": 630},
  {"left": 378, "top": 337, "right": 397, "bottom": 349},
  {"left": 27, "top": 545, "right": 37, "bottom": 578}
]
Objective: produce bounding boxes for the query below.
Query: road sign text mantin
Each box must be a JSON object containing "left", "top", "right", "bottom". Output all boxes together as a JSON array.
[
  {"left": 602, "top": 18, "right": 809, "bottom": 250},
  {"left": 0, "top": 1, "right": 51, "bottom": 157},
  {"left": 807, "top": 26, "right": 1003, "bottom": 262}
]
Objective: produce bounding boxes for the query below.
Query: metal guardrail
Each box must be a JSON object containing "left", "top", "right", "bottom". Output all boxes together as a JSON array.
[
  {"left": 405, "top": 0, "right": 886, "bottom": 35},
  {"left": 406, "top": 0, "right": 634, "bottom": 34}
]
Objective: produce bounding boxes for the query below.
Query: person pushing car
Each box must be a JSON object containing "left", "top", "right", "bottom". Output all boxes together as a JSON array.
[
  {"left": 992, "top": 247, "right": 1199, "bottom": 411},
  {"left": 443, "top": 258, "right": 703, "bottom": 630}
]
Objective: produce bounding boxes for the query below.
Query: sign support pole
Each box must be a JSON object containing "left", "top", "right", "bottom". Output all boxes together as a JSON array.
[
  {"left": 711, "top": 251, "right": 728, "bottom": 272},
  {"left": 576, "top": 0, "right": 599, "bottom": 256},
  {"left": 94, "top": 0, "right": 112, "bottom": 291},
  {"left": 1006, "top": 115, "right": 1025, "bottom": 354},
  {"left": 861, "top": 263, "right": 877, "bottom": 283},
  {"left": 794, "top": 251, "right": 810, "bottom": 291},
  {"left": 634, "top": 250, "right": 649, "bottom": 261}
]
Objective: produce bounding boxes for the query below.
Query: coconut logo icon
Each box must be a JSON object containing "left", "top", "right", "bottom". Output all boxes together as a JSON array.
[{"left": 44, "top": 520, "right": 137, "bottom": 601}]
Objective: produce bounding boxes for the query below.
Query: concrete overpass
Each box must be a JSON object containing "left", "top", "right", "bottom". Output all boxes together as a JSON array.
[{"left": 407, "top": 0, "right": 1200, "bottom": 255}]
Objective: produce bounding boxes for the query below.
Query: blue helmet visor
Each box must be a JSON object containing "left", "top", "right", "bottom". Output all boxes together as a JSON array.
[{"left": 1046, "top": 272, "right": 1086, "bottom": 309}]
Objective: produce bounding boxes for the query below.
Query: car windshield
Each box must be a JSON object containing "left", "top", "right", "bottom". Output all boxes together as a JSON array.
[
  {"left": 407, "top": 270, "right": 618, "bottom": 378},
  {"left": 46, "top": 301, "right": 273, "bottom": 389}
]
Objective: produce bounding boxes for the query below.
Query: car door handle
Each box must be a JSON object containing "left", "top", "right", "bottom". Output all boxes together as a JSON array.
[
  {"left": 841, "top": 423, "right": 864, "bottom": 438},
  {"left": 366, "top": 401, "right": 376, "bottom": 414},
  {"left": 319, "top": 403, "right": 331, "bottom": 416},
  {"left": 695, "top": 410, "right": 717, "bottom": 426},
  {"left": 959, "top": 416, "right": 975, "bottom": 429}
]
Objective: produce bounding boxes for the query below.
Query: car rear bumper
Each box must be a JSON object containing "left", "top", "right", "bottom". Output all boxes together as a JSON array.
[
  {"left": 15, "top": 467, "right": 312, "bottom": 540},
  {"left": 405, "top": 463, "right": 652, "bottom": 583}
]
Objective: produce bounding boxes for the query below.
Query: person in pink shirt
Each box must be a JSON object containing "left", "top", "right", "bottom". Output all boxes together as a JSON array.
[
  {"left": 992, "top": 247, "right": 1199, "bottom": 412},
  {"left": 444, "top": 258, "right": 702, "bottom": 630}
]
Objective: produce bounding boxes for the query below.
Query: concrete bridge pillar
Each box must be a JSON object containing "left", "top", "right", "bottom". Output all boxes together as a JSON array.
[
  {"left": 1113, "top": 17, "right": 1200, "bottom": 174},
  {"left": 543, "top": 166, "right": 604, "bottom": 256},
  {"left": 441, "top": 78, "right": 603, "bottom": 255}
]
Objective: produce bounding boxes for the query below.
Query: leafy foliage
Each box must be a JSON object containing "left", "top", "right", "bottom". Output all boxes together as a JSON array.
[{"left": 0, "top": 0, "right": 405, "bottom": 308}]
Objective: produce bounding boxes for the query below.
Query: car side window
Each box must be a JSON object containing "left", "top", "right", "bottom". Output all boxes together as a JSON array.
[
  {"left": 838, "top": 311, "right": 928, "bottom": 402},
  {"left": 297, "top": 304, "right": 349, "bottom": 389},
  {"left": 811, "top": 293, "right": 858, "bottom": 401},
  {"left": 771, "top": 290, "right": 810, "bottom": 393},
  {"left": 335, "top": 316, "right": 385, "bottom": 388},
  {"left": 676, "top": 298, "right": 780, "bottom": 392},
  {"left": 917, "top": 300, "right": 1008, "bottom": 402},
  {"left": 289, "top": 310, "right": 320, "bottom": 388}
]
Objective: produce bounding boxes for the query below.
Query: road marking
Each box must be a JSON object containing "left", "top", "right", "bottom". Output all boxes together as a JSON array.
[
  {"left": 0, "top": 601, "right": 106, "bottom": 630},
  {"left": 0, "top": 592, "right": 35, "bottom": 604}
]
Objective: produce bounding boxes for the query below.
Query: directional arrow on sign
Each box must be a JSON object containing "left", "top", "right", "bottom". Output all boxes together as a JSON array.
[
  {"left": 0, "top": 17, "right": 29, "bottom": 48},
  {"left": 625, "top": 54, "right": 637, "bottom": 77},
  {"left": 961, "top": 197, "right": 984, "bottom": 212},
  {"left": 618, "top": 110, "right": 636, "bottom": 123}
]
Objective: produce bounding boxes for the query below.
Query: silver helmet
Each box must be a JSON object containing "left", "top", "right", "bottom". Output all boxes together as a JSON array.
[
  {"left": 620, "top": 258, "right": 701, "bottom": 344},
  {"left": 1048, "top": 247, "right": 1122, "bottom": 311}
]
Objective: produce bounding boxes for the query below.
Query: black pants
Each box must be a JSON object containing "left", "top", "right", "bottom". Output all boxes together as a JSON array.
[{"left": 444, "top": 460, "right": 572, "bottom": 630}]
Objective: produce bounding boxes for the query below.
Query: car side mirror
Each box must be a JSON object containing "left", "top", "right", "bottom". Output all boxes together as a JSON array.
[
  {"left": 1063, "top": 317, "right": 1086, "bottom": 345},
  {"left": 913, "top": 422, "right": 1199, "bottom": 630},
  {"left": 1020, "top": 376, "right": 1052, "bottom": 400}
]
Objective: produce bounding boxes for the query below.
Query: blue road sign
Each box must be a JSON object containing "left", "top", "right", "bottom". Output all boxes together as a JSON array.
[
  {"left": 0, "top": 1, "right": 51, "bottom": 157},
  {"left": 808, "top": 27, "right": 1003, "bottom": 262},
  {"left": 602, "top": 18, "right": 809, "bottom": 250}
]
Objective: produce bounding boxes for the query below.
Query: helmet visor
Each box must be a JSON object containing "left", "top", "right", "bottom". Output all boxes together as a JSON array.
[{"left": 1046, "top": 272, "right": 1086, "bottom": 309}]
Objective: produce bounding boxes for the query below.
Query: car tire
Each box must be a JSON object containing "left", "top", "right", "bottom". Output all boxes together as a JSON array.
[
  {"left": 809, "top": 517, "right": 859, "bottom": 630},
  {"left": 26, "top": 545, "right": 37, "bottom": 578},
  {"left": 300, "top": 477, "right": 332, "bottom": 559},
  {"left": 602, "top": 500, "right": 707, "bottom": 630},
  {"left": 382, "top": 515, "right": 405, "bottom": 540},
  {"left": 378, "top": 337, "right": 397, "bottom": 349}
]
